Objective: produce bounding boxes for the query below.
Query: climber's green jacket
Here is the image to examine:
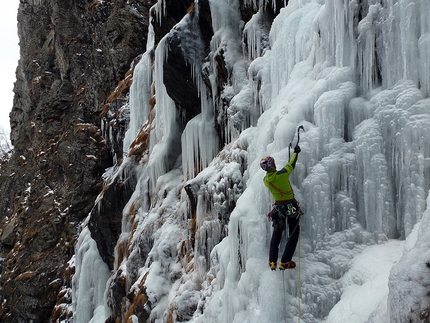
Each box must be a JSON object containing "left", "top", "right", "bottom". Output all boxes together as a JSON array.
[{"left": 263, "top": 152, "right": 298, "bottom": 202}]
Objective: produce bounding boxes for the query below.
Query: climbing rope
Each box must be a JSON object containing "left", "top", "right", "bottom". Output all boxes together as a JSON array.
[
  {"left": 297, "top": 223, "right": 301, "bottom": 323},
  {"left": 282, "top": 270, "right": 286, "bottom": 315},
  {"left": 280, "top": 215, "right": 302, "bottom": 322}
]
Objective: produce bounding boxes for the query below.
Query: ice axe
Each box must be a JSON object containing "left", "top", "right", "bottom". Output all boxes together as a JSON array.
[
  {"left": 289, "top": 125, "right": 305, "bottom": 158},
  {"left": 296, "top": 125, "right": 305, "bottom": 145}
]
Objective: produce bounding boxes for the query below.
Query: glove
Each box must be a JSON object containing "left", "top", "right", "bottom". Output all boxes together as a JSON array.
[{"left": 294, "top": 145, "right": 301, "bottom": 154}]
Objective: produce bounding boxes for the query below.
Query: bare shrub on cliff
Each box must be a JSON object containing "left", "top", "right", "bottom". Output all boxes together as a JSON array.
[{"left": 0, "top": 126, "right": 12, "bottom": 159}]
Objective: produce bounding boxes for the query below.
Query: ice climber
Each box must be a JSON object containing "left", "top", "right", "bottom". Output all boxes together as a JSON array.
[{"left": 260, "top": 145, "right": 303, "bottom": 271}]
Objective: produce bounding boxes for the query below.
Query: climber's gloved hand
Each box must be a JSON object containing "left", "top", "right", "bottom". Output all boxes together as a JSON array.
[{"left": 294, "top": 145, "right": 301, "bottom": 154}]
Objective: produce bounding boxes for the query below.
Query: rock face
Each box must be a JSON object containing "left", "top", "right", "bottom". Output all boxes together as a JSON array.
[
  {"left": 0, "top": 0, "right": 153, "bottom": 321},
  {"left": 0, "top": 0, "right": 281, "bottom": 321}
]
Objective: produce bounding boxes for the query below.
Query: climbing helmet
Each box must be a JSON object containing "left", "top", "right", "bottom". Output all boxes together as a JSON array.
[{"left": 260, "top": 156, "right": 275, "bottom": 171}]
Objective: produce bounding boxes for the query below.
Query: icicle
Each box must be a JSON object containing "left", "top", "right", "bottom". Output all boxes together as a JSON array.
[
  {"left": 123, "top": 52, "right": 153, "bottom": 153},
  {"left": 154, "top": 0, "right": 166, "bottom": 25},
  {"left": 146, "top": 6, "right": 155, "bottom": 51},
  {"left": 181, "top": 85, "right": 219, "bottom": 180},
  {"left": 418, "top": 33, "right": 430, "bottom": 97},
  {"left": 357, "top": 4, "right": 380, "bottom": 95},
  {"left": 145, "top": 36, "right": 181, "bottom": 187},
  {"left": 243, "top": 10, "right": 263, "bottom": 61}
]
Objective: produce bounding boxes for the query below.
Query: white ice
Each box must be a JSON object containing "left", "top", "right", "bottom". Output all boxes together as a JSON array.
[{"left": 74, "top": 0, "right": 430, "bottom": 322}]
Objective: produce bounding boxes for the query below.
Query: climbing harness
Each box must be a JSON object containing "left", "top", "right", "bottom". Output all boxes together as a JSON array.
[{"left": 267, "top": 199, "right": 303, "bottom": 222}]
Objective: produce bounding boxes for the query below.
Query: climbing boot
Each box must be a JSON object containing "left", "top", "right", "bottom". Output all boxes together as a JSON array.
[
  {"left": 269, "top": 261, "right": 277, "bottom": 271},
  {"left": 279, "top": 261, "right": 296, "bottom": 270}
]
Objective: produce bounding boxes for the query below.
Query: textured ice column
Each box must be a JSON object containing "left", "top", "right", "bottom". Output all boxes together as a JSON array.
[
  {"left": 302, "top": 164, "right": 332, "bottom": 248},
  {"left": 418, "top": 33, "right": 430, "bottom": 97},
  {"left": 393, "top": 98, "right": 430, "bottom": 236},
  {"left": 369, "top": 81, "right": 429, "bottom": 237},
  {"left": 417, "top": 1, "right": 430, "bottom": 96},
  {"left": 379, "top": 0, "right": 430, "bottom": 92},
  {"left": 314, "top": 80, "right": 356, "bottom": 146},
  {"left": 194, "top": 194, "right": 222, "bottom": 276},
  {"left": 313, "top": 0, "right": 356, "bottom": 68},
  {"left": 354, "top": 118, "right": 397, "bottom": 238},
  {"left": 182, "top": 86, "right": 219, "bottom": 179},
  {"left": 209, "top": 0, "right": 241, "bottom": 33},
  {"left": 181, "top": 114, "right": 219, "bottom": 179},
  {"left": 146, "top": 37, "right": 182, "bottom": 187},
  {"left": 357, "top": 3, "right": 381, "bottom": 94},
  {"left": 379, "top": 0, "right": 401, "bottom": 90},
  {"left": 72, "top": 227, "right": 110, "bottom": 323},
  {"left": 226, "top": 83, "right": 256, "bottom": 143},
  {"left": 400, "top": 2, "right": 419, "bottom": 81},
  {"left": 345, "top": 97, "right": 373, "bottom": 142},
  {"left": 268, "top": 0, "right": 321, "bottom": 99},
  {"left": 123, "top": 52, "right": 152, "bottom": 152}
]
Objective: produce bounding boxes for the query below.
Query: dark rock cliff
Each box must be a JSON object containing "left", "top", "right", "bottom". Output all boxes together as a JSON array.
[
  {"left": 0, "top": 0, "right": 282, "bottom": 322},
  {"left": 0, "top": 0, "right": 153, "bottom": 321}
]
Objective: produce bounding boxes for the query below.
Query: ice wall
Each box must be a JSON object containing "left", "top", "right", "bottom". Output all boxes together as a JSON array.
[
  {"left": 73, "top": 0, "right": 430, "bottom": 322},
  {"left": 195, "top": 0, "right": 430, "bottom": 322}
]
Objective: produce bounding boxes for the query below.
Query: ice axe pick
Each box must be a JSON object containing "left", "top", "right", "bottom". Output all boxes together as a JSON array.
[
  {"left": 296, "top": 125, "right": 304, "bottom": 146},
  {"left": 289, "top": 125, "right": 304, "bottom": 158}
]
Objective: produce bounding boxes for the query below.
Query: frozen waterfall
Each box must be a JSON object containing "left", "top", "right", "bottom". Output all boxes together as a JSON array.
[{"left": 73, "top": 0, "right": 430, "bottom": 322}]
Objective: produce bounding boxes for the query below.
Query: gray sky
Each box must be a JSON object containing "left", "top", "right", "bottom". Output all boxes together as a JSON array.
[{"left": 0, "top": 1, "right": 19, "bottom": 134}]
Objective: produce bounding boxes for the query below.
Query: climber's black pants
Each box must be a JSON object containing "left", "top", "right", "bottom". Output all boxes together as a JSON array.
[{"left": 269, "top": 215, "right": 300, "bottom": 263}]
